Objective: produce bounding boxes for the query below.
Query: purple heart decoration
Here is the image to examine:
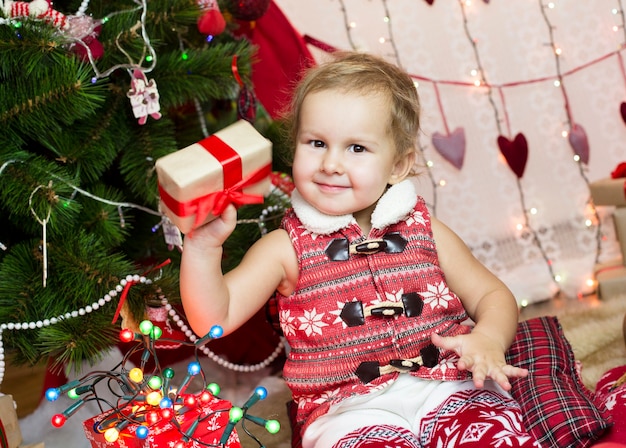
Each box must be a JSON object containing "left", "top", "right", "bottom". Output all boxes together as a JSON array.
[
  {"left": 620, "top": 102, "right": 626, "bottom": 126},
  {"left": 432, "top": 127, "right": 466, "bottom": 170},
  {"left": 497, "top": 132, "right": 528, "bottom": 179},
  {"left": 567, "top": 123, "right": 589, "bottom": 165}
]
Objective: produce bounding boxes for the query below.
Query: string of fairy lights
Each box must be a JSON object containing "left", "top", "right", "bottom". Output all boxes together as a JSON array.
[{"left": 316, "top": 0, "right": 626, "bottom": 299}]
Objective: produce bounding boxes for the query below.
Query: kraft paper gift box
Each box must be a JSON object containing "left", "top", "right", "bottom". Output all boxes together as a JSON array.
[
  {"left": 0, "top": 394, "right": 22, "bottom": 448},
  {"left": 155, "top": 120, "right": 272, "bottom": 234},
  {"left": 83, "top": 397, "right": 241, "bottom": 448},
  {"left": 590, "top": 177, "right": 626, "bottom": 207},
  {"left": 595, "top": 260, "right": 626, "bottom": 300}
]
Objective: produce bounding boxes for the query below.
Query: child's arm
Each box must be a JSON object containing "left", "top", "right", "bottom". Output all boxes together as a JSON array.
[
  {"left": 429, "top": 216, "right": 527, "bottom": 391},
  {"left": 180, "top": 205, "right": 298, "bottom": 338}
]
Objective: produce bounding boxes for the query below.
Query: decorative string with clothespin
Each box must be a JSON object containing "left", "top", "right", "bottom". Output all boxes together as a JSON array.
[
  {"left": 231, "top": 55, "right": 256, "bottom": 122},
  {"left": 29, "top": 182, "right": 54, "bottom": 288}
]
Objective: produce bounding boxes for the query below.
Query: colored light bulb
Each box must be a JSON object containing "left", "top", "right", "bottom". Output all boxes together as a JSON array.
[
  {"left": 229, "top": 406, "right": 243, "bottom": 423},
  {"left": 51, "top": 414, "right": 66, "bottom": 427},
  {"left": 136, "top": 425, "right": 149, "bottom": 439},
  {"left": 163, "top": 368, "right": 175, "bottom": 379},
  {"left": 104, "top": 427, "right": 119, "bottom": 442},
  {"left": 119, "top": 328, "right": 135, "bottom": 342},
  {"left": 146, "top": 391, "right": 163, "bottom": 406},
  {"left": 129, "top": 368, "right": 143, "bottom": 383},
  {"left": 148, "top": 375, "right": 162, "bottom": 390},
  {"left": 266, "top": 419, "right": 281, "bottom": 434},
  {"left": 207, "top": 383, "right": 220, "bottom": 395},
  {"left": 139, "top": 320, "right": 153, "bottom": 335},
  {"left": 187, "top": 361, "right": 201, "bottom": 375}
]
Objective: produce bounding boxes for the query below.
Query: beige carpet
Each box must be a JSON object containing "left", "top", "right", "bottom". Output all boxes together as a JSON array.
[{"left": 553, "top": 293, "right": 626, "bottom": 391}]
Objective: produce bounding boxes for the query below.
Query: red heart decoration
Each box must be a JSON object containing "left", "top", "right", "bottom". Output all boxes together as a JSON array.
[
  {"left": 620, "top": 102, "right": 626, "bottom": 126},
  {"left": 497, "top": 133, "right": 528, "bottom": 179},
  {"left": 424, "top": 0, "right": 434, "bottom": 4},
  {"left": 568, "top": 123, "right": 589, "bottom": 165},
  {"left": 432, "top": 127, "right": 465, "bottom": 170}
]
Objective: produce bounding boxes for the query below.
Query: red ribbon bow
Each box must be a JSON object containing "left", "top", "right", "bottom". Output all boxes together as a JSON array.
[{"left": 158, "top": 133, "right": 271, "bottom": 231}]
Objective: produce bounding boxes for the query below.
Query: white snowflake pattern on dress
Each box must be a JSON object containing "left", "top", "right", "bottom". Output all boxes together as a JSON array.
[
  {"left": 280, "top": 309, "right": 297, "bottom": 336},
  {"left": 421, "top": 281, "right": 455, "bottom": 309},
  {"left": 298, "top": 307, "right": 328, "bottom": 336},
  {"left": 384, "top": 288, "right": 404, "bottom": 302},
  {"left": 406, "top": 209, "right": 427, "bottom": 227}
]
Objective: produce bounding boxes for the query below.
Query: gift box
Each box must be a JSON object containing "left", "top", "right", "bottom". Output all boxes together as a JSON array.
[
  {"left": 595, "top": 259, "right": 626, "bottom": 300},
  {"left": 156, "top": 120, "right": 272, "bottom": 234},
  {"left": 590, "top": 177, "right": 626, "bottom": 207},
  {"left": 83, "top": 396, "right": 241, "bottom": 448},
  {"left": 0, "top": 394, "right": 22, "bottom": 448}
]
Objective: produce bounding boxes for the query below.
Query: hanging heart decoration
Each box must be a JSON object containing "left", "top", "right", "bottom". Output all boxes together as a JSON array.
[
  {"left": 423, "top": 0, "right": 434, "bottom": 5},
  {"left": 432, "top": 127, "right": 466, "bottom": 170},
  {"left": 567, "top": 123, "right": 590, "bottom": 165},
  {"left": 620, "top": 102, "right": 626, "bottom": 126},
  {"left": 497, "top": 132, "right": 528, "bottom": 179}
]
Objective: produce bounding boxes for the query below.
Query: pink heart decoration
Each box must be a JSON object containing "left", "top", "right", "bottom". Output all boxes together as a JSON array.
[
  {"left": 497, "top": 133, "right": 528, "bottom": 179},
  {"left": 620, "top": 102, "right": 626, "bottom": 126},
  {"left": 432, "top": 127, "right": 466, "bottom": 170},
  {"left": 568, "top": 123, "right": 589, "bottom": 165}
]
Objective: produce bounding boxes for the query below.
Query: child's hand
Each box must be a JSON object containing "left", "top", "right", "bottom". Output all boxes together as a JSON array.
[
  {"left": 187, "top": 204, "right": 238, "bottom": 246},
  {"left": 431, "top": 331, "right": 528, "bottom": 391}
]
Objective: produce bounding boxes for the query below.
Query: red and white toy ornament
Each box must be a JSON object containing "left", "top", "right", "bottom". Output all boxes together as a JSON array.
[
  {"left": 1, "top": 0, "right": 68, "bottom": 29},
  {"left": 126, "top": 69, "right": 162, "bottom": 125}
]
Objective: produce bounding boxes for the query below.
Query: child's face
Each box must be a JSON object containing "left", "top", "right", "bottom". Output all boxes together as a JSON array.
[{"left": 292, "top": 89, "right": 409, "bottom": 229}]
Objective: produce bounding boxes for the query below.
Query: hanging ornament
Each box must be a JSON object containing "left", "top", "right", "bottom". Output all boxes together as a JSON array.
[
  {"left": 197, "top": 0, "right": 226, "bottom": 36},
  {"left": 497, "top": 133, "right": 528, "bottom": 179},
  {"left": 225, "top": 0, "right": 271, "bottom": 21},
  {"left": 620, "top": 102, "right": 626, "bottom": 126},
  {"left": 126, "top": 69, "right": 162, "bottom": 125},
  {"left": 423, "top": 0, "right": 434, "bottom": 4},
  {"left": 432, "top": 128, "right": 466, "bottom": 170},
  {"left": 65, "top": 14, "right": 103, "bottom": 61},
  {"left": 431, "top": 82, "right": 465, "bottom": 170},
  {"left": 231, "top": 55, "right": 257, "bottom": 122},
  {"left": 3, "top": 0, "right": 68, "bottom": 29},
  {"left": 567, "top": 123, "right": 590, "bottom": 165}
]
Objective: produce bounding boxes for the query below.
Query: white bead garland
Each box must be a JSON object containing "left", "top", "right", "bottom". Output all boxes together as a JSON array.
[
  {"left": 0, "top": 274, "right": 150, "bottom": 387},
  {"left": 0, "top": 273, "right": 286, "bottom": 387},
  {"left": 161, "top": 297, "right": 285, "bottom": 373}
]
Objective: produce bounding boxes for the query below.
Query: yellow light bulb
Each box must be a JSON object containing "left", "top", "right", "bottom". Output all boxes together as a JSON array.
[
  {"left": 129, "top": 368, "right": 144, "bottom": 384},
  {"left": 146, "top": 391, "right": 163, "bottom": 406},
  {"left": 104, "top": 428, "right": 120, "bottom": 442}
]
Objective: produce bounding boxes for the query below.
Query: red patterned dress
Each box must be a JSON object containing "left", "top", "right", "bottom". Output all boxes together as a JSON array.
[{"left": 274, "top": 180, "right": 472, "bottom": 432}]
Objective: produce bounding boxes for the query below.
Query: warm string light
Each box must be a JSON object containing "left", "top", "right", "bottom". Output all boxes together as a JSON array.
[
  {"left": 539, "top": 0, "right": 603, "bottom": 267},
  {"left": 458, "top": 0, "right": 561, "bottom": 290}
]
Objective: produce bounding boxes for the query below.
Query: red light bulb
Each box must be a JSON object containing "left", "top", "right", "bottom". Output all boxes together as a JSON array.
[
  {"left": 51, "top": 414, "right": 67, "bottom": 428},
  {"left": 119, "top": 328, "right": 134, "bottom": 343}
]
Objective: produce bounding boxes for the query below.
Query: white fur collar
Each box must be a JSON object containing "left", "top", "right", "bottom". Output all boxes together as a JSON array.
[{"left": 290, "top": 179, "right": 417, "bottom": 235}]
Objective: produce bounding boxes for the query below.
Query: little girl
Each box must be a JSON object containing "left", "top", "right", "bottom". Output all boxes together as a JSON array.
[{"left": 180, "top": 52, "right": 539, "bottom": 447}]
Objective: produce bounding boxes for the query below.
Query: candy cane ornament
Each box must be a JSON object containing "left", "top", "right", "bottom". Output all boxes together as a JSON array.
[{"left": 2, "top": 0, "right": 69, "bottom": 29}]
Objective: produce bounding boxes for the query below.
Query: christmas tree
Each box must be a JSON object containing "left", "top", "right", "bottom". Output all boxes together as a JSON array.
[{"left": 0, "top": 0, "right": 289, "bottom": 376}]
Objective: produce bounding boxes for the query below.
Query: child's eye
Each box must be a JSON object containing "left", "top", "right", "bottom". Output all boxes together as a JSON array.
[
  {"left": 348, "top": 144, "right": 366, "bottom": 153},
  {"left": 309, "top": 140, "right": 325, "bottom": 148}
]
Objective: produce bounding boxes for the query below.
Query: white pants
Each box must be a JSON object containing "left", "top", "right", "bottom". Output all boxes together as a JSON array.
[{"left": 302, "top": 375, "right": 510, "bottom": 448}]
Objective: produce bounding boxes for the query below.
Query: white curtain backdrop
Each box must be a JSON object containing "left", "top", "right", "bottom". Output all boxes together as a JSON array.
[{"left": 273, "top": 0, "right": 625, "bottom": 305}]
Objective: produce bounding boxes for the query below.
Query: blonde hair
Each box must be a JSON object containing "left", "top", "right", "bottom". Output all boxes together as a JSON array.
[{"left": 282, "top": 51, "right": 420, "bottom": 163}]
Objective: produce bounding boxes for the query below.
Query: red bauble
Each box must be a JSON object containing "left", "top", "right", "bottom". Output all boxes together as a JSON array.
[
  {"left": 198, "top": 8, "right": 226, "bottom": 36},
  {"left": 226, "top": 0, "right": 271, "bottom": 21}
]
